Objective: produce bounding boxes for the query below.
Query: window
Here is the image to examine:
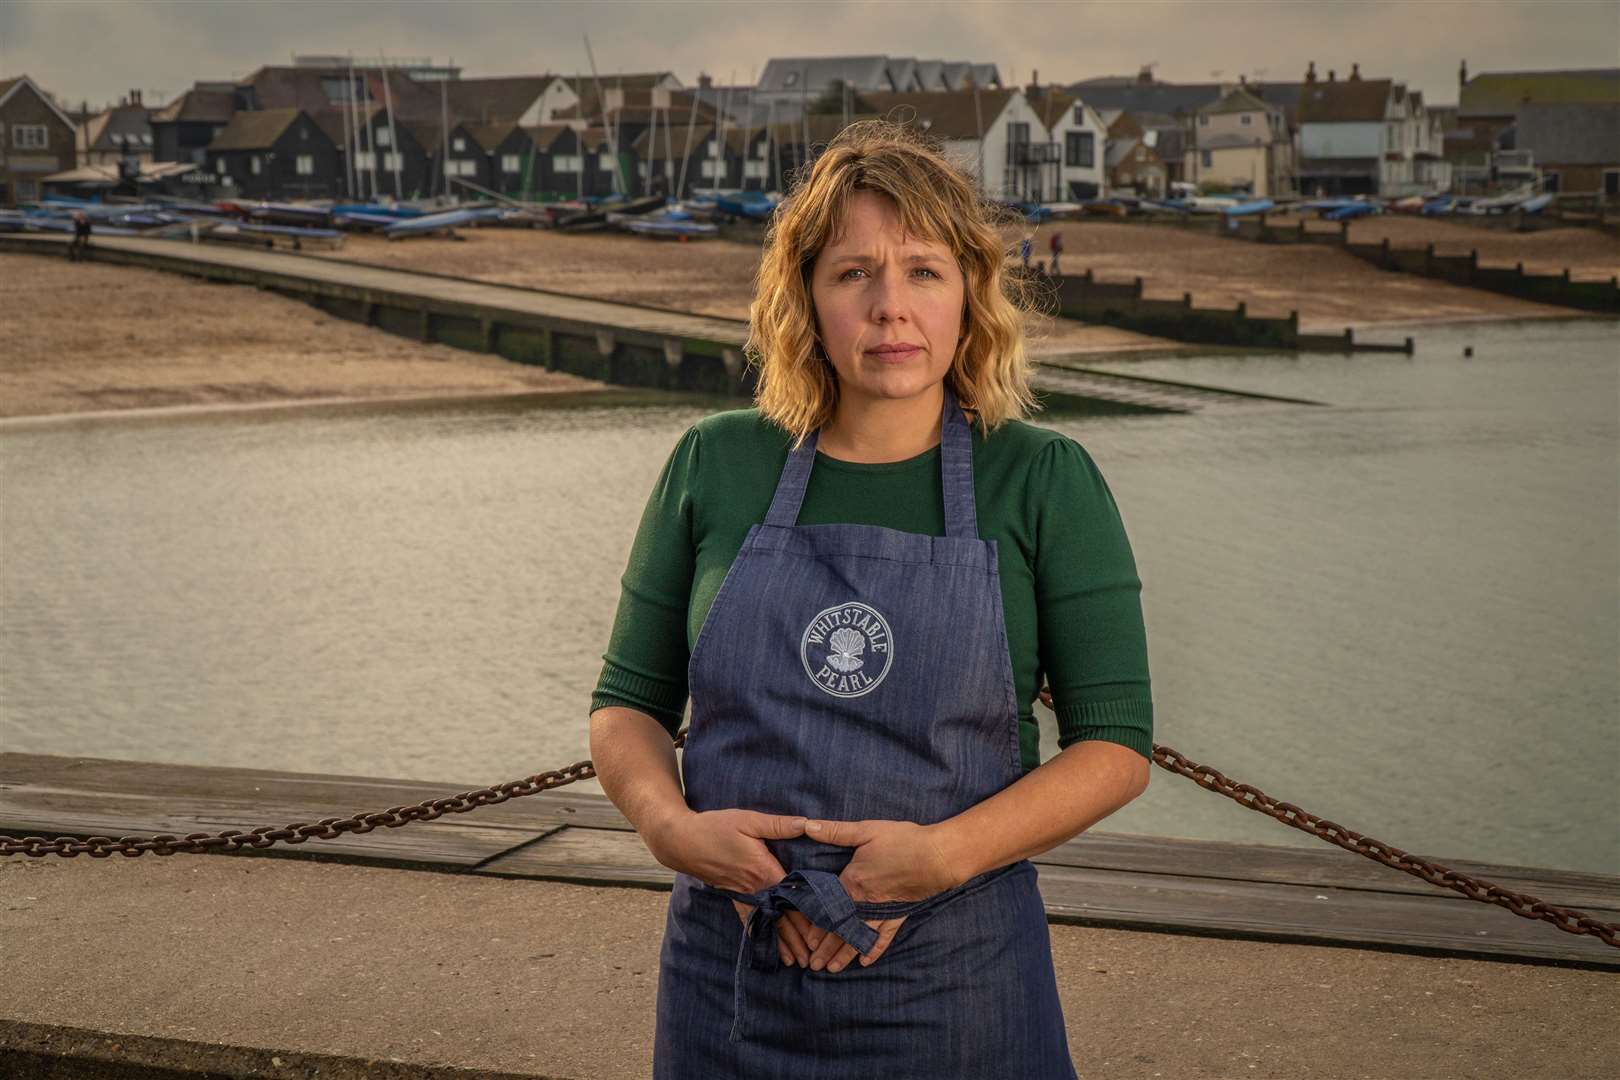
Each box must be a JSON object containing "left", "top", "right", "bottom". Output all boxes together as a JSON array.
[
  {"left": 250, "top": 155, "right": 262, "bottom": 175},
  {"left": 1240, "top": 113, "right": 1252, "bottom": 126},
  {"left": 1072, "top": 104, "right": 1086, "bottom": 126},
  {"left": 1605, "top": 170, "right": 1619, "bottom": 197},
  {"left": 384, "top": 152, "right": 402, "bottom": 171},
  {"left": 784, "top": 71, "right": 799, "bottom": 88},
  {"left": 448, "top": 159, "right": 478, "bottom": 177},
  {"left": 701, "top": 157, "right": 724, "bottom": 178},
  {"left": 295, "top": 154, "right": 314, "bottom": 175},
  {"left": 1064, "top": 131, "right": 1094, "bottom": 168},
  {"left": 453, "top": 136, "right": 466, "bottom": 152},
  {"left": 600, "top": 150, "right": 615, "bottom": 169},
  {"left": 1201, "top": 150, "right": 1213, "bottom": 167},
  {"left": 299, "top": 126, "right": 309, "bottom": 142},
  {"left": 1006, "top": 121, "right": 1030, "bottom": 146},
  {"left": 374, "top": 127, "right": 392, "bottom": 148},
  {"left": 1541, "top": 170, "right": 1561, "bottom": 193},
  {"left": 744, "top": 159, "right": 768, "bottom": 179},
  {"left": 355, "top": 151, "right": 376, "bottom": 170},
  {"left": 12, "top": 124, "right": 48, "bottom": 149},
  {"left": 1198, "top": 114, "right": 1209, "bottom": 126},
  {"left": 17, "top": 178, "right": 39, "bottom": 200},
  {"left": 501, "top": 153, "right": 522, "bottom": 173},
  {"left": 553, "top": 154, "right": 582, "bottom": 173}
]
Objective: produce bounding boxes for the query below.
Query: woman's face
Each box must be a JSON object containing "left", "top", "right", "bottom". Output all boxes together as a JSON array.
[{"left": 808, "top": 190, "right": 966, "bottom": 409}]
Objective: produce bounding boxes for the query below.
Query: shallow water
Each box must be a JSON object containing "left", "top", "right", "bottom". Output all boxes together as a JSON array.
[{"left": 2, "top": 319, "right": 1615, "bottom": 875}]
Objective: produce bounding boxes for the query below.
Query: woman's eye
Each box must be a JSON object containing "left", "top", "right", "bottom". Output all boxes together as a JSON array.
[
  {"left": 839, "top": 268, "right": 867, "bottom": 281},
  {"left": 913, "top": 267, "right": 941, "bottom": 280}
]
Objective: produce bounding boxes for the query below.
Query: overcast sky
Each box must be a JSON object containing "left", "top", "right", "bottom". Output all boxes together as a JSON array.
[{"left": 3, "top": 0, "right": 1616, "bottom": 112}]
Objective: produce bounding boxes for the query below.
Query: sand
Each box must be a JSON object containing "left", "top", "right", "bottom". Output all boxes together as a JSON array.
[{"left": 0, "top": 254, "right": 607, "bottom": 420}]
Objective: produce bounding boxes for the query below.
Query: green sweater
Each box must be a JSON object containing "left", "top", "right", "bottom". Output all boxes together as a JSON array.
[{"left": 591, "top": 408, "right": 1153, "bottom": 771}]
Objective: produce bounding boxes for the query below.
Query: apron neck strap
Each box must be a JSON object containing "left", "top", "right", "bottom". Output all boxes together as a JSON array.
[{"left": 764, "top": 384, "right": 978, "bottom": 539}]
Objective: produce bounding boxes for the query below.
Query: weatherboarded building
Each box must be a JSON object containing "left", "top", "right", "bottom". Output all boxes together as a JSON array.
[
  {"left": 208, "top": 108, "right": 341, "bottom": 198},
  {"left": 1, "top": 75, "right": 78, "bottom": 205}
]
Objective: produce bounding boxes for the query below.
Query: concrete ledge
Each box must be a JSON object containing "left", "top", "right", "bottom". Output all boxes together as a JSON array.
[{"left": 3, "top": 856, "right": 1615, "bottom": 1079}]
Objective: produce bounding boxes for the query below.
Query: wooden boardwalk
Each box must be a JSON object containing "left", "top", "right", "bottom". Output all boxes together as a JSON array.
[
  {"left": 0, "top": 233, "right": 1315, "bottom": 415},
  {"left": 2, "top": 752, "right": 1613, "bottom": 969}
]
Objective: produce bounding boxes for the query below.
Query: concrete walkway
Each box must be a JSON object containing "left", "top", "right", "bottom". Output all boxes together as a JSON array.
[{"left": 2, "top": 854, "right": 1612, "bottom": 1079}]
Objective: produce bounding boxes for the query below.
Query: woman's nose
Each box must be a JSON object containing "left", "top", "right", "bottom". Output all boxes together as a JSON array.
[{"left": 869, "top": 273, "right": 908, "bottom": 323}]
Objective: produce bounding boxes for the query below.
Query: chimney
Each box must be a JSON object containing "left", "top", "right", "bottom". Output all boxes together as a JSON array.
[
  {"left": 1137, "top": 64, "right": 1153, "bottom": 85},
  {"left": 1328, "top": 69, "right": 1337, "bottom": 82},
  {"left": 1305, "top": 61, "right": 1316, "bottom": 84},
  {"left": 698, "top": 72, "right": 712, "bottom": 89},
  {"left": 1459, "top": 59, "right": 1468, "bottom": 86},
  {"left": 1032, "top": 68, "right": 1039, "bottom": 89},
  {"left": 1239, "top": 74, "right": 1247, "bottom": 87},
  {"left": 1350, "top": 63, "right": 1361, "bottom": 81}
]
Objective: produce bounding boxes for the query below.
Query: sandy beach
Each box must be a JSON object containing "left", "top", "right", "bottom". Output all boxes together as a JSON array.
[{"left": 0, "top": 254, "right": 608, "bottom": 420}]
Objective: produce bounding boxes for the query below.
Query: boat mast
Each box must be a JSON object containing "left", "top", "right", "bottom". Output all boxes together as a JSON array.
[
  {"left": 574, "top": 72, "right": 584, "bottom": 201},
  {"left": 340, "top": 59, "right": 355, "bottom": 198},
  {"left": 676, "top": 85, "right": 698, "bottom": 199},
  {"left": 583, "top": 35, "right": 628, "bottom": 196},
  {"left": 379, "top": 58, "right": 403, "bottom": 198},
  {"left": 440, "top": 76, "right": 450, "bottom": 201}
]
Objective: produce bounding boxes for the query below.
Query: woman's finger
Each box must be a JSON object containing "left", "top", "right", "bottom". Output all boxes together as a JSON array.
[
  {"left": 808, "top": 928, "right": 845, "bottom": 972},
  {"left": 732, "top": 900, "right": 752, "bottom": 926},
  {"left": 858, "top": 917, "right": 907, "bottom": 966},
  {"left": 776, "top": 912, "right": 811, "bottom": 967},
  {"left": 825, "top": 939, "right": 860, "bottom": 974},
  {"left": 781, "top": 910, "right": 816, "bottom": 965}
]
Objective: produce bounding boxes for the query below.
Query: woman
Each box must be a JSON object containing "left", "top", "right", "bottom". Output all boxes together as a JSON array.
[{"left": 588, "top": 121, "right": 1153, "bottom": 1078}]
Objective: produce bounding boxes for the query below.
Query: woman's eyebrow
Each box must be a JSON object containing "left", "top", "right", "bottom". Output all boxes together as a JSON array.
[{"left": 824, "top": 251, "right": 950, "bottom": 266}]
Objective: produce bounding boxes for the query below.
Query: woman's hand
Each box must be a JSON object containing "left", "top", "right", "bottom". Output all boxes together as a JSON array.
[
  {"left": 646, "top": 807, "right": 806, "bottom": 895},
  {"left": 793, "top": 818, "right": 961, "bottom": 973},
  {"left": 644, "top": 808, "right": 820, "bottom": 968}
]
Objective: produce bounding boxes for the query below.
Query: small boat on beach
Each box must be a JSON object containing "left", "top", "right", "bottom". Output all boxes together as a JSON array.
[{"left": 1221, "top": 198, "right": 1274, "bottom": 218}]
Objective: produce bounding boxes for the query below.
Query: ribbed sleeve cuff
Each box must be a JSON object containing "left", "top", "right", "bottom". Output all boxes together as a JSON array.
[
  {"left": 591, "top": 661, "right": 688, "bottom": 737},
  {"left": 1055, "top": 698, "right": 1154, "bottom": 760}
]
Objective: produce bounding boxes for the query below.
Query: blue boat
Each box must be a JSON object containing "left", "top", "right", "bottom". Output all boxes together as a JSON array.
[
  {"left": 1222, "top": 198, "right": 1275, "bottom": 217},
  {"left": 1323, "top": 201, "right": 1379, "bottom": 221},
  {"left": 1516, "top": 193, "right": 1554, "bottom": 215},
  {"left": 383, "top": 207, "right": 504, "bottom": 238},
  {"left": 627, "top": 217, "right": 718, "bottom": 239}
]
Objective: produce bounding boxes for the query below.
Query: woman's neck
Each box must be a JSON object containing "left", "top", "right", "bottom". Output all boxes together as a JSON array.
[{"left": 818, "top": 383, "right": 946, "bottom": 463}]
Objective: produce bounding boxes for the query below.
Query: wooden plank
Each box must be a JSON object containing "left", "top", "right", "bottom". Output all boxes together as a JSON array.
[
  {"left": 1035, "top": 831, "right": 1620, "bottom": 915},
  {"left": 1033, "top": 863, "right": 1620, "bottom": 968},
  {"left": 479, "top": 824, "right": 674, "bottom": 889}
]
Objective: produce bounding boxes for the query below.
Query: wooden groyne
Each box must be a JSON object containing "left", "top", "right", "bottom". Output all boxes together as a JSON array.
[
  {"left": 1342, "top": 234, "right": 1620, "bottom": 315},
  {"left": 0, "top": 233, "right": 1301, "bottom": 416},
  {"left": 1039, "top": 268, "right": 1415, "bottom": 355},
  {"left": 2, "top": 752, "right": 1615, "bottom": 969}
]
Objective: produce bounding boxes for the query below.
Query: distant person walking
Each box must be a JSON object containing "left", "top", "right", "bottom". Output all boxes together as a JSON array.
[
  {"left": 67, "top": 211, "right": 92, "bottom": 261},
  {"left": 1048, "top": 230, "right": 1064, "bottom": 275},
  {"left": 1019, "top": 232, "right": 1032, "bottom": 270}
]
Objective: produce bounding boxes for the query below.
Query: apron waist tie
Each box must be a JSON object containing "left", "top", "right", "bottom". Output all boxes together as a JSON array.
[{"left": 721, "top": 869, "right": 888, "bottom": 1043}]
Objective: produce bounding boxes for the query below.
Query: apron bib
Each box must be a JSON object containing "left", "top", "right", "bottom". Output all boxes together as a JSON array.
[{"left": 653, "top": 386, "right": 1076, "bottom": 1079}]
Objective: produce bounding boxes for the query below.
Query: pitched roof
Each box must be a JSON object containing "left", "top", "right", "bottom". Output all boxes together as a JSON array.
[
  {"left": 0, "top": 74, "right": 77, "bottom": 129},
  {"left": 151, "top": 87, "right": 235, "bottom": 124},
  {"left": 208, "top": 108, "right": 302, "bottom": 151},
  {"left": 464, "top": 121, "right": 517, "bottom": 153},
  {"left": 1459, "top": 69, "right": 1620, "bottom": 117},
  {"left": 1297, "top": 79, "right": 1395, "bottom": 124},
  {"left": 82, "top": 103, "right": 155, "bottom": 152},
  {"left": 859, "top": 89, "right": 1018, "bottom": 139},
  {"left": 1024, "top": 87, "right": 1077, "bottom": 131},
  {"left": 758, "top": 56, "right": 894, "bottom": 96},
  {"left": 1201, "top": 88, "right": 1274, "bottom": 115},
  {"left": 444, "top": 76, "right": 555, "bottom": 125},
  {"left": 1106, "top": 137, "right": 1142, "bottom": 169}
]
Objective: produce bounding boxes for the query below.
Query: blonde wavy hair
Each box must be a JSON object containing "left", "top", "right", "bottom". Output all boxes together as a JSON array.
[{"left": 747, "top": 118, "right": 1039, "bottom": 447}]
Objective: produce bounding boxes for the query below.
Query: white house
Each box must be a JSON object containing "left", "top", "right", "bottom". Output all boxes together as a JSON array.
[
  {"left": 861, "top": 88, "right": 1057, "bottom": 200},
  {"left": 1297, "top": 64, "right": 1447, "bottom": 196},
  {"left": 1028, "top": 89, "right": 1109, "bottom": 199}
]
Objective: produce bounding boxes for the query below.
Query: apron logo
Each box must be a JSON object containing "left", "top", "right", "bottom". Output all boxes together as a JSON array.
[{"left": 800, "top": 603, "right": 893, "bottom": 698}]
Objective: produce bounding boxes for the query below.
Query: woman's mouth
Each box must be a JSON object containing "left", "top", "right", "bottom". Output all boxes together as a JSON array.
[{"left": 866, "top": 344, "right": 922, "bottom": 362}]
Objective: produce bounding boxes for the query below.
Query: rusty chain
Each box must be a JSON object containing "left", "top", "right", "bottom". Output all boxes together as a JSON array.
[{"left": 2, "top": 733, "right": 1614, "bottom": 950}]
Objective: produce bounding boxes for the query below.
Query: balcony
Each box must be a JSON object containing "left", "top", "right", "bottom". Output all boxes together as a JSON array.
[{"left": 1008, "top": 141, "right": 1060, "bottom": 166}]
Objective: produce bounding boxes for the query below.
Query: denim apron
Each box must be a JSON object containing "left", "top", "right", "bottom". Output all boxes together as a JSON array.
[{"left": 653, "top": 386, "right": 1076, "bottom": 1079}]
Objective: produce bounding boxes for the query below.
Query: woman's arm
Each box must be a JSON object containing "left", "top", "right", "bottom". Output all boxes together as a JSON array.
[
  {"left": 929, "top": 739, "right": 1149, "bottom": 885},
  {"left": 587, "top": 705, "right": 689, "bottom": 846}
]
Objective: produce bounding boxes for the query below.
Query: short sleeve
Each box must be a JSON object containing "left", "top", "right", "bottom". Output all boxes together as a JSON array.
[
  {"left": 589, "top": 424, "right": 701, "bottom": 737},
  {"left": 1028, "top": 436, "right": 1154, "bottom": 760}
]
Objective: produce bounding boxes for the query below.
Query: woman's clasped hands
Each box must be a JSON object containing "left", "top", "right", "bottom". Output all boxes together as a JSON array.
[{"left": 645, "top": 808, "right": 960, "bottom": 974}]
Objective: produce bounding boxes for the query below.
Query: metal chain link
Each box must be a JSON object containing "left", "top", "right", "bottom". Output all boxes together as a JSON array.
[{"left": 3, "top": 732, "right": 1614, "bottom": 950}]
